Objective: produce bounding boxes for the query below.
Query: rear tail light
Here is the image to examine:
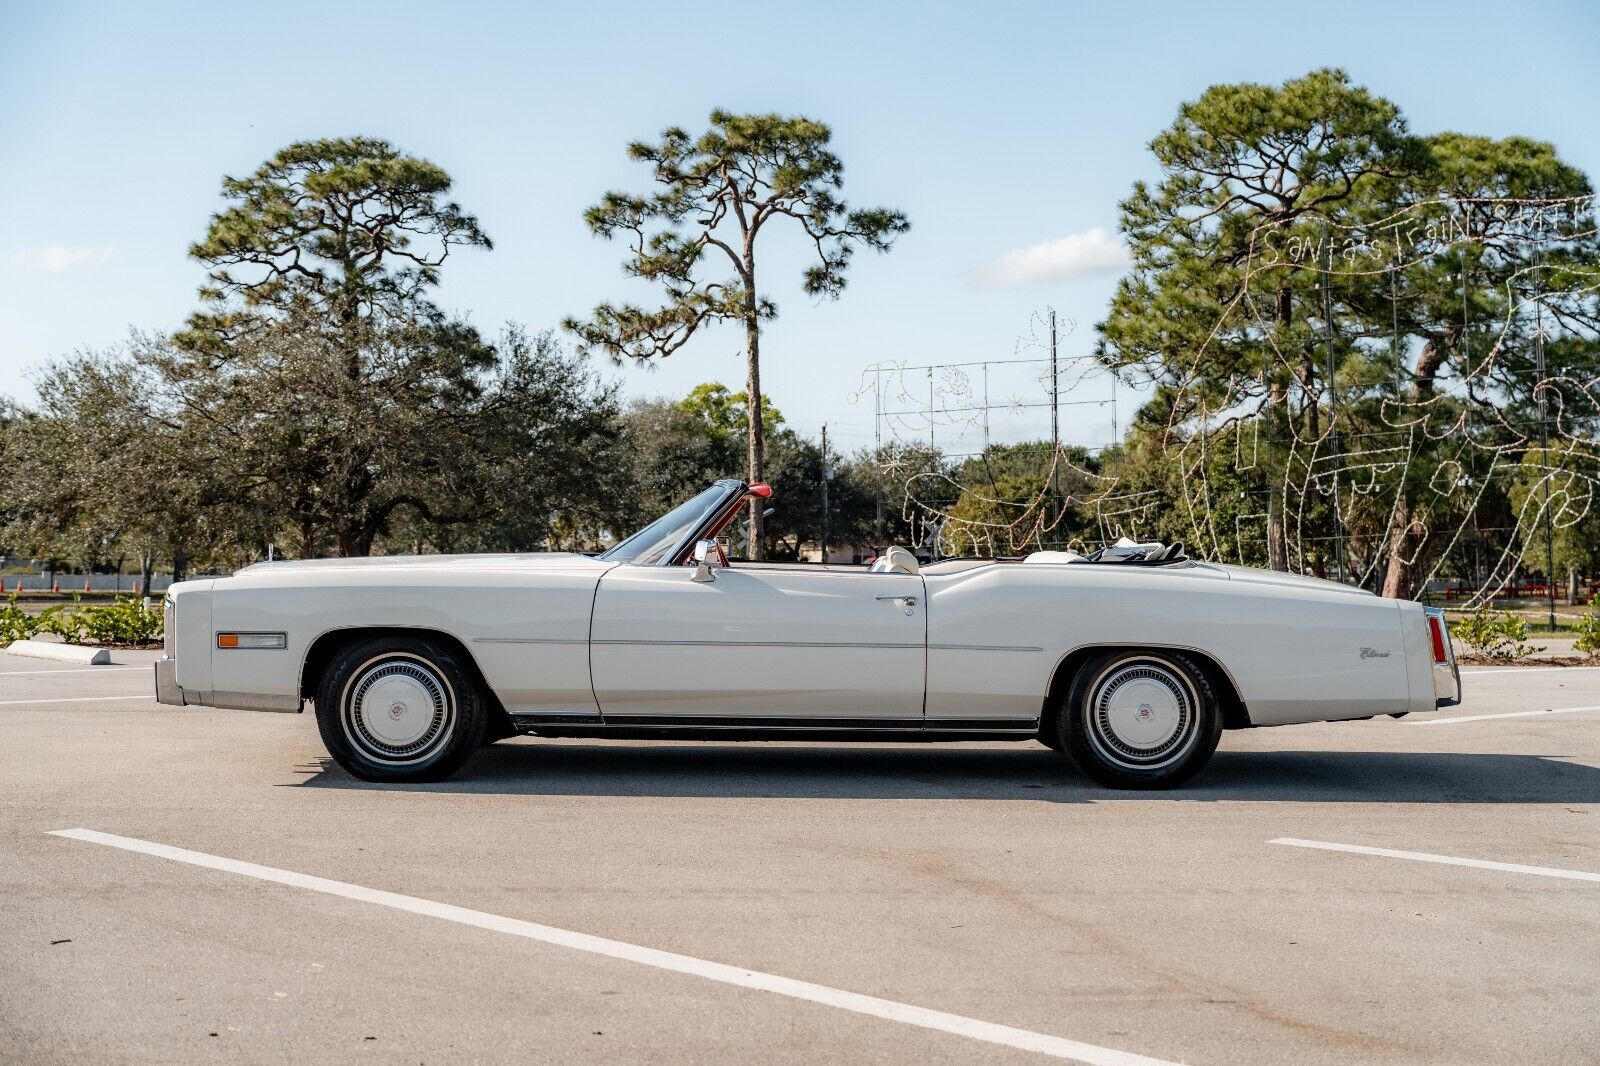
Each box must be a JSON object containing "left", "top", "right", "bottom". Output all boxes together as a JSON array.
[{"left": 1428, "top": 615, "right": 1448, "bottom": 663}]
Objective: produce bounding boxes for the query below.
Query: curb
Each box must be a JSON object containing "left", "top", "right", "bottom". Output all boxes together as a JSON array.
[{"left": 5, "top": 640, "right": 112, "bottom": 666}]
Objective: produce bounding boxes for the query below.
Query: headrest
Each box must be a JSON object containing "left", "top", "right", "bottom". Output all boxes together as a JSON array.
[
  {"left": 1022, "top": 550, "right": 1087, "bottom": 564},
  {"left": 869, "top": 546, "right": 920, "bottom": 575}
]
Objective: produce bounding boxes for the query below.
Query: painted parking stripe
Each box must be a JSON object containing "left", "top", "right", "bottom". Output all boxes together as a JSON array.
[
  {"left": 0, "top": 695, "right": 152, "bottom": 706},
  {"left": 0, "top": 666, "right": 148, "bottom": 676},
  {"left": 1460, "top": 666, "right": 1600, "bottom": 676},
  {"left": 49, "top": 828, "right": 1176, "bottom": 1066},
  {"left": 1271, "top": 838, "right": 1600, "bottom": 884},
  {"left": 1408, "top": 704, "right": 1600, "bottom": 726}
]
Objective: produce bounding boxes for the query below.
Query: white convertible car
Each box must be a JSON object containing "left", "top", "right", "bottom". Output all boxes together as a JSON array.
[{"left": 155, "top": 479, "right": 1460, "bottom": 789}]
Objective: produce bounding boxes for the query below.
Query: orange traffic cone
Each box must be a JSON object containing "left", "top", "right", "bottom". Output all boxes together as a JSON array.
[{"left": 51, "top": 579, "right": 60, "bottom": 593}]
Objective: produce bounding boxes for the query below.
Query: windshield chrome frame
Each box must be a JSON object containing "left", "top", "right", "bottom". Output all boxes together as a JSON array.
[{"left": 654, "top": 479, "right": 747, "bottom": 567}]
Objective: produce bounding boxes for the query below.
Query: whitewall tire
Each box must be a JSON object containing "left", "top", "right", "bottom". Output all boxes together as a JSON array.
[
  {"left": 314, "top": 634, "right": 487, "bottom": 782},
  {"left": 1054, "top": 649, "right": 1222, "bottom": 789}
]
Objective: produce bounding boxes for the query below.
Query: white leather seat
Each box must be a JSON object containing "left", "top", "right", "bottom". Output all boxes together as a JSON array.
[{"left": 869, "top": 546, "right": 920, "bottom": 575}]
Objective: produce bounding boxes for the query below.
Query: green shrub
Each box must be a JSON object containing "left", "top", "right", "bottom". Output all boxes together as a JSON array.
[
  {"left": 62, "top": 597, "right": 165, "bottom": 646},
  {"left": 0, "top": 594, "right": 42, "bottom": 645},
  {"left": 1452, "top": 609, "right": 1546, "bottom": 660},
  {"left": 1575, "top": 610, "right": 1600, "bottom": 658},
  {"left": 0, "top": 594, "right": 163, "bottom": 647}
]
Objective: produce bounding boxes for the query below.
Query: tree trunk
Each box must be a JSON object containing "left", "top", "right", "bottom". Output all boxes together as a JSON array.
[
  {"left": 297, "top": 519, "right": 317, "bottom": 560},
  {"left": 743, "top": 271, "right": 765, "bottom": 561},
  {"left": 1301, "top": 355, "right": 1319, "bottom": 439},
  {"left": 1266, "top": 287, "right": 1293, "bottom": 572},
  {"left": 1381, "top": 496, "right": 1417, "bottom": 599},
  {"left": 1265, "top": 374, "right": 1288, "bottom": 572},
  {"left": 139, "top": 551, "right": 154, "bottom": 598},
  {"left": 1381, "top": 338, "right": 1450, "bottom": 598}
]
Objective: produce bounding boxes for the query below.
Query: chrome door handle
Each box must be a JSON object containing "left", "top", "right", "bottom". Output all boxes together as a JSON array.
[{"left": 875, "top": 594, "right": 918, "bottom": 606}]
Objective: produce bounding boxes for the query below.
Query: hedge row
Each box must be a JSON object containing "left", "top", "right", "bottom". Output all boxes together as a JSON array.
[{"left": 0, "top": 595, "right": 163, "bottom": 647}]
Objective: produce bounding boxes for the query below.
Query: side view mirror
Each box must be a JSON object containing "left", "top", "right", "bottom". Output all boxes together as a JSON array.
[{"left": 691, "top": 539, "right": 719, "bottom": 583}]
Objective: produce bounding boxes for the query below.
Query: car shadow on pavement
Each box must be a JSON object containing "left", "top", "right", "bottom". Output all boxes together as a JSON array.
[{"left": 290, "top": 743, "right": 1600, "bottom": 803}]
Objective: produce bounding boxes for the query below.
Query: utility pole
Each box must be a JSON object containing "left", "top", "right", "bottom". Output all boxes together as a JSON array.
[
  {"left": 873, "top": 367, "right": 883, "bottom": 548},
  {"left": 982, "top": 361, "right": 990, "bottom": 452},
  {"left": 1049, "top": 308, "right": 1060, "bottom": 537},
  {"left": 820, "top": 422, "right": 830, "bottom": 565},
  {"left": 1048, "top": 308, "right": 1060, "bottom": 469}
]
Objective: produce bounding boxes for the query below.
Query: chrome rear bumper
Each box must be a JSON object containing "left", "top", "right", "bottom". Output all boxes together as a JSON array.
[{"left": 1424, "top": 607, "right": 1462, "bottom": 707}]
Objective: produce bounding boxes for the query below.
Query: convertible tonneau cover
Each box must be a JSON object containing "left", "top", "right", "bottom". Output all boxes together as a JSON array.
[{"left": 1023, "top": 539, "right": 1189, "bottom": 566}]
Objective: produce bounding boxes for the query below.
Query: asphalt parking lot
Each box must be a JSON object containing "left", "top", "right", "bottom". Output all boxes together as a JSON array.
[{"left": 2, "top": 652, "right": 1597, "bottom": 1065}]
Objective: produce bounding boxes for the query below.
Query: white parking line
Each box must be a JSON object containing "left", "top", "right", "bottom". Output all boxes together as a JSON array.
[
  {"left": 1460, "top": 666, "right": 1600, "bottom": 676},
  {"left": 0, "top": 695, "right": 151, "bottom": 706},
  {"left": 0, "top": 666, "right": 147, "bottom": 676},
  {"left": 50, "top": 829, "right": 1175, "bottom": 1066},
  {"left": 1408, "top": 704, "right": 1600, "bottom": 726},
  {"left": 1271, "top": 838, "right": 1600, "bottom": 884}
]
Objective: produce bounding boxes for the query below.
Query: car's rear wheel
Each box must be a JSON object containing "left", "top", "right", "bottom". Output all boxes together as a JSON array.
[
  {"left": 1052, "top": 649, "right": 1221, "bottom": 789},
  {"left": 314, "top": 634, "right": 487, "bottom": 782}
]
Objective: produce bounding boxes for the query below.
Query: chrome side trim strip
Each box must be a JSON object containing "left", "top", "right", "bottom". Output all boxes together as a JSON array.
[
  {"left": 929, "top": 643, "right": 1044, "bottom": 653},
  {"left": 509, "top": 711, "right": 605, "bottom": 726},
  {"left": 567, "top": 715, "right": 1039, "bottom": 732},
  {"left": 473, "top": 637, "right": 588, "bottom": 645},
  {"left": 481, "top": 639, "right": 1043, "bottom": 652},
  {"left": 590, "top": 639, "right": 922, "bottom": 649}
]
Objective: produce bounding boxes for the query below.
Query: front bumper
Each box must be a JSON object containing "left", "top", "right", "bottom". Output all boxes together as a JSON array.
[
  {"left": 153, "top": 655, "right": 302, "bottom": 712},
  {"left": 154, "top": 656, "right": 185, "bottom": 705}
]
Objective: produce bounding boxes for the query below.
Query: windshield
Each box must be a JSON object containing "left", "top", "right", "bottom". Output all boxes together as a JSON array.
[{"left": 598, "top": 482, "right": 738, "bottom": 565}]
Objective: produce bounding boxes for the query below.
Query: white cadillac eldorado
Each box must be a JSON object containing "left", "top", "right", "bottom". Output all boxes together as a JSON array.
[{"left": 155, "top": 479, "right": 1461, "bottom": 789}]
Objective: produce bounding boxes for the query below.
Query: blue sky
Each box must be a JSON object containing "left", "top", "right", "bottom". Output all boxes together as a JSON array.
[{"left": 3, "top": 0, "right": 1597, "bottom": 456}]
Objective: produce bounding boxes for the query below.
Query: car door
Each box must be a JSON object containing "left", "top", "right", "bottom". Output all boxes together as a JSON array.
[{"left": 589, "top": 564, "right": 926, "bottom": 722}]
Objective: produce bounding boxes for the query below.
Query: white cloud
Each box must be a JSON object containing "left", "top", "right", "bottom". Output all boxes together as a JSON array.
[
  {"left": 974, "top": 227, "right": 1128, "bottom": 287},
  {"left": 9, "top": 245, "right": 118, "bottom": 271}
]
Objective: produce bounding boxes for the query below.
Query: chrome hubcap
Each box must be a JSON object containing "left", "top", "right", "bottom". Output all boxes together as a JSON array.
[
  {"left": 1088, "top": 659, "right": 1197, "bottom": 770},
  {"left": 342, "top": 655, "right": 454, "bottom": 765}
]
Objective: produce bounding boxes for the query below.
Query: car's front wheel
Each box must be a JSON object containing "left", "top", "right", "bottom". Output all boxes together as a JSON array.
[
  {"left": 1052, "top": 649, "right": 1222, "bottom": 789},
  {"left": 314, "top": 634, "right": 487, "bottom": 782}
]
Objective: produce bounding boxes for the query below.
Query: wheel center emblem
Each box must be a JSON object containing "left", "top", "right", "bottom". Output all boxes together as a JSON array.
[
  {"left": 1136, "top": 705, "right": 1153, "bottom": 721},
  {"left": 387, "top": 701, "right": 407, "bottom": 721}
]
